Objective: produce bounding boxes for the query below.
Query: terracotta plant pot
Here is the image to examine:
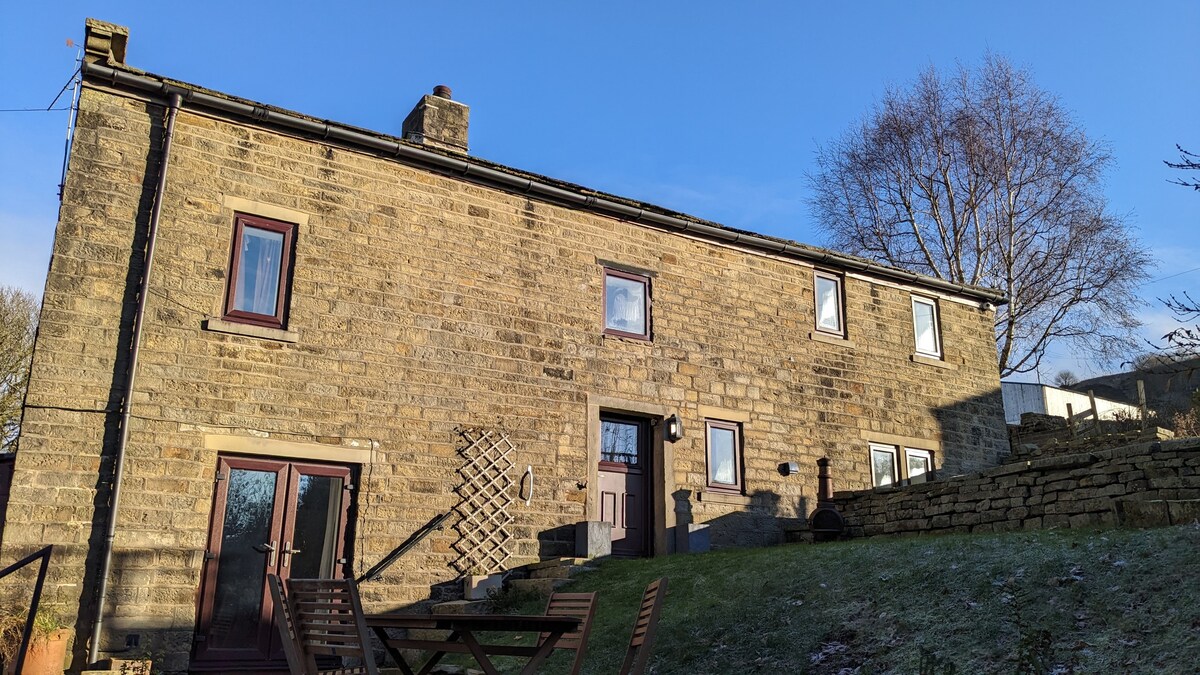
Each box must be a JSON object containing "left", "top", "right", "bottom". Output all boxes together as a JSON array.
[{"left": 3, "top": 628, "right": 71, "bottom": 675}]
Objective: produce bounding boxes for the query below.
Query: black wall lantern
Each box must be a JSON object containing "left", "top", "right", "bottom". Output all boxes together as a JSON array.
[{"left": 664, "top": 413, "right": 683, "bottom": 443}]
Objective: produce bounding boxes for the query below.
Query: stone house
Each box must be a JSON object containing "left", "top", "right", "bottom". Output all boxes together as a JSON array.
[{"left": 0, "top": 19, "right": 1008, "bottom": 673}]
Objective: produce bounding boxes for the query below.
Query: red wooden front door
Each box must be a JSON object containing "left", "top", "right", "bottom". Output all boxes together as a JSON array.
[
  {"left": 192, "top": 456, "right": 351, "bottom": 670},
  {"left": 597, "top": 414, "right": 650, "bottom": 557}
]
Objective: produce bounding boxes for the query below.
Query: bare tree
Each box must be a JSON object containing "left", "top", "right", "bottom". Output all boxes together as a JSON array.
[
  {"left": 1, "top": 285, "right": 38, "bottom": 452},
  {"left": 1165, "top": 145, "right": 1200, "bottom": 191},
  {"left": 1153, "top": 146, "right": 1200, "bottom": 360},
  {"left": 810, "top": 55, "right": 1151, "bottom": 377},
  {"left": 1159, "top": 292, "right": 1200, "bottom": 359},
  {"left": 1052, "top": 370, "right": 1079, "bottom": 388}
]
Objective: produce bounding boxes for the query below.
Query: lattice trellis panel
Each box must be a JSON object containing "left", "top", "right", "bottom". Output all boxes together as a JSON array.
[{"left": 452, "top": 428, "right": 516, "bottom": 575}]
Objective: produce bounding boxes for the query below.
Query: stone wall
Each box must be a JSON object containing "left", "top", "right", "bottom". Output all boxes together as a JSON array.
[
  {"left": 3, "top": 76, "right": 1007, "bottom": 669},
  {"left": 832, "top": 438, "right": 1200, "bottom": 538},
  {"left": 1007, "top": 411, "right": 1173, "bottom": 458}
]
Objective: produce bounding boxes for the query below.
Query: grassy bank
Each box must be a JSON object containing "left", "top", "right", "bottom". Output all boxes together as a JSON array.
[{"left": 470, "top": 524, "right": 1199, "bottom": 674}]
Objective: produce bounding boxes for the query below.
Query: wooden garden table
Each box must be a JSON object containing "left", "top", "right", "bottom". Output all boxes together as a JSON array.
[{"left": 364, "top": 612, "right": 581, "bottom": 675}]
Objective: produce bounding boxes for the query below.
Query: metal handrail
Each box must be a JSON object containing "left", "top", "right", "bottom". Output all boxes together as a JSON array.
[
  {"left": 356, "top": 512, "right": 450, "bottom": 583},
  {"left": 0, "top": 545, "right": 54, "bottom": 675}
]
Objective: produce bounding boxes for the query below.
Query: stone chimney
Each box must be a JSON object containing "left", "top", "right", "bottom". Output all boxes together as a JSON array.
[
  {"left": 84, "top": 18, "right": 129, "bottom": 66},
  {"left": 402, "top": 85, "right": 469, "bottom": 154}
]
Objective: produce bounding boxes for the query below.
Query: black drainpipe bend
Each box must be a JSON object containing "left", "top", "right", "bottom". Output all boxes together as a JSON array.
[{"left": 88, "top": 91, "right": 182, "bottom": 666}]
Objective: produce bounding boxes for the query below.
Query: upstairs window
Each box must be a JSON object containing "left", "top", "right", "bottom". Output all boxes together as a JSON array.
[
  {"left": 603, "top": 268, "right": 650, "bottom": 340},
  {"left": 814, "top": 271, "right": 845, "bottom": 336},
  {"left": 912, "top": 296, "right": 941, "bottom": 357},
  {"left": 224, "top": 214, "right": 295, "bottom": 330},
  {"left": 705, "top": 420, "right": 743, "bottom": 493}
]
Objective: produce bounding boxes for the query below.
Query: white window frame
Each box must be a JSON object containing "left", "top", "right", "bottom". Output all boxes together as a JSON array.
[
  {"left": 813, "top": 271, "right": 845, "bottom": 336},
  {"left": 904, "top": 448, "right": 933, "bottom": 484},
  {"left": 911, "top": 296, "right": 942, "bottom": 358},
  {"left": 869, "top": 443, "right": 899, "bottom": 488}
]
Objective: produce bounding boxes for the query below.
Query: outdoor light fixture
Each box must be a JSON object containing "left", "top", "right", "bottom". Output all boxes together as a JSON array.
[
  {"left": 778, "top": 461, "right": 801, "bottom": 476},
  {"left": 664, "top": 413, "right": 683, "bottom": 443}
]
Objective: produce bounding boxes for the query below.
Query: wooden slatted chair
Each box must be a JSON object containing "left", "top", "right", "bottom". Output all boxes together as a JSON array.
[
  {"left": 537, "top": 591, "right": 598, "bottom": 675},
  {"left": 620, "top": 578, "right": 668, "bottom": 675},
  {"left": 268, "top": 575, "right": 379, "bottom": 675}
]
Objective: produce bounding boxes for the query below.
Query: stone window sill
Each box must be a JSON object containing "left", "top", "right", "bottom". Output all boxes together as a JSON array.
[
  {"left": 602, "top": 333, "right": 653, "bottom": 345},
  {"left": 911, "top": 353, "right": 957, "bottom": 370},
  {"left": 809, "top": 331, "right": 855, "bottom": 348},
  {"left": 698, "top": 490, "right": 752, "bottom": 506},
  {"left": 203, "top": 317, "right": 299, "bottom": 343}
]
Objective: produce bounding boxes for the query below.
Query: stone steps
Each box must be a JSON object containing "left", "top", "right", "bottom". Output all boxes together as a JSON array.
[
  {"left": 433, "top": 599, "right": 489, "bottom": 614},
  {"left": 506, "top": 577, "right": 571, "bottom": 595}
]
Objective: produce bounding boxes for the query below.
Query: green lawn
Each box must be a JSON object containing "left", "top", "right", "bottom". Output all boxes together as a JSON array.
[{"left": 447, "top": 524, "right": 1199, "bottom": 674}]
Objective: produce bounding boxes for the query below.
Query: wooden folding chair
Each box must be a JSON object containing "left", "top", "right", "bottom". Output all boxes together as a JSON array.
[
  {"left": 620, "top": 578, "right": 668, "bottom": 675},
  {"left": 537, "top": 591, "right": 598, "bottom": 675},
  {"left": 268, "top": 575, "right": 379, "bottom": 675}
]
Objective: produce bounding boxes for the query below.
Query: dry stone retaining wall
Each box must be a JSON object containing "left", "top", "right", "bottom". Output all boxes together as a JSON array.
[{"left": 832, "top": 438, "right": 1200, "bottom": 538}]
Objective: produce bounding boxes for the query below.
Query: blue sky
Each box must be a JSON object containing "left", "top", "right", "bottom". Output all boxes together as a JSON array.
[{"left": 1, "top": 1, "right": 1197, "bottom": 381}]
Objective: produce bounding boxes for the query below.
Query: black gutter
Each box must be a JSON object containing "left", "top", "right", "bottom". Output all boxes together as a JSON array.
[
  {"left": 88, "top": 91, "right": 182, "bottom": 665},
  {"left": 80, "top": 61, "right": 1007, "bottom": 306}
]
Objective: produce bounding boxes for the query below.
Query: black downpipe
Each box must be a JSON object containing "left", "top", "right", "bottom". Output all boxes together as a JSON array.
[{"left": 87, "top": 92, "right": 182, "bottom": 665}]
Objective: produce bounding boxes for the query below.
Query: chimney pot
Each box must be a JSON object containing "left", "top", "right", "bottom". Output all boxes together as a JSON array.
[{"left": 432, "top": 85, "right": 452, "bottom": 100}]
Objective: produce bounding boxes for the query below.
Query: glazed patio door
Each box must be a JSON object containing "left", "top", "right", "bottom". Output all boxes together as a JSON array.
[{"left": 193, "top": 457, "right": 351, "bottom": 668}]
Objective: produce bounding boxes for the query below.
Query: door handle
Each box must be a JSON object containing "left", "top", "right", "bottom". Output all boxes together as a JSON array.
[
  {"left": 282, "top": 541, "right": 302, "bottom": 568},
  {"left": 256, "top": 540, "right": 277, "bottom": 567}
]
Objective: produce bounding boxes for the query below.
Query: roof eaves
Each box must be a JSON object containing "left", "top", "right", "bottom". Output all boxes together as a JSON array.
[{"left": 80, "top": 61, "right": 1008, "bottom": 305}]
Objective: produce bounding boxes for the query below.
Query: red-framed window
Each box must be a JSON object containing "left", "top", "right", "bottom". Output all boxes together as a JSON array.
[
  {"left": 224, "top": 214, "right": 296, "bottom": 329},
  {"left": 603, "top": 267, "right": 651, "bottom": 340},
  {"left": 705, "top": 419, "right": 743, "bottom": 493}
]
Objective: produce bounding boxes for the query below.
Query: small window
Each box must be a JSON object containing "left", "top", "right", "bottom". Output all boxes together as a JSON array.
[
  {"left": 905, "top": 448, "right": 933, "bottom": 484},
  {"left": 224, "top": 214, "right": 295, "bottom": 329},
  {"left": 814, "top": 271, "right": 844, "bottom": 335},
  {"left": 912, "top": 296, "right": 941, "bottom": 357},
  {"left": 603, "top": 268, "right": 650, "bottom": 340},
  {"left": 705, "top": 420, "right": 742, "bottom": 492},
  {"left": 869, "top": 443, "right": 898, "bottom": 488}
]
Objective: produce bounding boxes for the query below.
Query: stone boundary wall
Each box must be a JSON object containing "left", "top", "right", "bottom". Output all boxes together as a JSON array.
[{"left": 832, "top": 438, "right": 1200, "bottom": 538}]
